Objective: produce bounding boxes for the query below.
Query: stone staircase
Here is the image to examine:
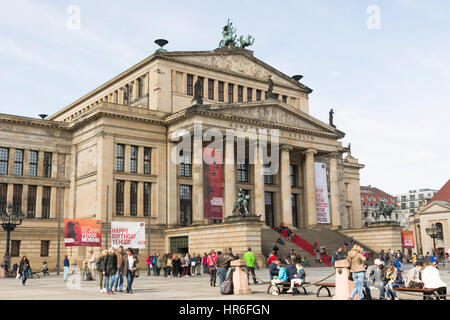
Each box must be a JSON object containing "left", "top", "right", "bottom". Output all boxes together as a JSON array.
[{"left": 261, "top": 227, "right": 375, "bottom": 267}]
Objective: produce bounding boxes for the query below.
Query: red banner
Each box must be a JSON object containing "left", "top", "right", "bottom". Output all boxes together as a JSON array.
[
  {"left": 64, "top": 219, "right": 102, "bottom": 247},
  {"left": 203, "top": 147, "right": 223, "bottom": 220},
  {"left": 401, "top": 231, "right": 415, "bottom": 248}
]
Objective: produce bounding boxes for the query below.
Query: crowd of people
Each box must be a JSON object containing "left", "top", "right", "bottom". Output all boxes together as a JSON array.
[{"left": 332, "top": 245, "right": 448, "bottom": 300}]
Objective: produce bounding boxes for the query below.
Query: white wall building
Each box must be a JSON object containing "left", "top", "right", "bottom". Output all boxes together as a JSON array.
[{"left": 395, "top": 189, "right": 438, "bottom": 227}]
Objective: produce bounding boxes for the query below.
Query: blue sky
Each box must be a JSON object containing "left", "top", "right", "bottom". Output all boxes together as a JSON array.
[{"left": 0, "top": 0, "right": 449, "bottom": 194}]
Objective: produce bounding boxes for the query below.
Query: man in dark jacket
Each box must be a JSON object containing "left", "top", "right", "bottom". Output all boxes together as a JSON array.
[
  {"left": 114, "top": 246, "right": 124, "bottom": 292},
  {"left": 120, "top": 248, "right": 139, "bottom": 294},
  {"left": 104, "top": 249, "right": 117, "bottom": 294},
  {"left": 216, "top": 248, "right": 233, "bottom": 285}
]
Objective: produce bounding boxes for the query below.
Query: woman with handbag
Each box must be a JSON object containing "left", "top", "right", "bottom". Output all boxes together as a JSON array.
[
  {"left": 207, "top": 249, "right": 218, "bottom": 287},
  {"left": 18, "top": 256, "right": 30, "bottom": 286},
  {"left": 347, "top": 244, "right": 367, "bottom": 300},
  {"left": 104, "top": 247, "right": 117, "bottom": 295},
  {"left": 121, "top": 248, "right": 138, "bottom": 294}
]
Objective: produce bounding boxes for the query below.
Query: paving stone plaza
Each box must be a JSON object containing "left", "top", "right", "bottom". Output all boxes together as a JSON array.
[{"left": 1, "top": 265, "right": 449, "bottom": 300}]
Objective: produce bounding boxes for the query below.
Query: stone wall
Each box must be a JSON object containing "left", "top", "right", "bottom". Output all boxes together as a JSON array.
[{"left": 340, "top": 224, "right": 403, "bottom": 253}]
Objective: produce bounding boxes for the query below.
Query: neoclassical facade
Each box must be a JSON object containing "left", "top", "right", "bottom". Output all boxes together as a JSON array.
[{"left": 0, "top": 45, "right": 364, "bottom": 268}]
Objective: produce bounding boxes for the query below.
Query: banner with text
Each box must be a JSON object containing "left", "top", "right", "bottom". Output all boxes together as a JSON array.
[
  {"left": 203, "top": 147, "right": 223, "bottom": 220},
  {"left": 314, "top": 162, "right": 331, "bottom": 224},
  {"left": 111, "top": 221, "right": 146, "bottom": 249},
  {"left": 401, "top": 231, "right": 415, "bottom": 248},
  {"left": 64, "top": 219, "right": 102, "bottom": 247}
]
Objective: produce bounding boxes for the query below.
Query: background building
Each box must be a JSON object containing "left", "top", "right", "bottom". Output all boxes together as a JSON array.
[
  {"left": 360, "top": 185, "right": 398, "bottom": 223},
  {"left": 395, "top": 189, "right": 438, "bottom": 227}
]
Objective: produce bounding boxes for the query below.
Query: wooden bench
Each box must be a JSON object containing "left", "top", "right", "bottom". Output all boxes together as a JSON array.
[
  {"left": 314, "top": 283, "right": 335, "bottom": 297},
  {"left": 394, "top": 287, "right": 445, "bottom": 300},
  {"left": 266, "top": 281, "right": 310, "bottom": 295}
]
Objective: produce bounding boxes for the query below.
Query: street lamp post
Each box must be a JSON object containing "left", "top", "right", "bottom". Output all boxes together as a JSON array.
[
  {"left": 425, "top": 223, "right": 438, "bottom": 256},
  {"left": 0, "top": 203, "right": 25, "bottom": 272}
]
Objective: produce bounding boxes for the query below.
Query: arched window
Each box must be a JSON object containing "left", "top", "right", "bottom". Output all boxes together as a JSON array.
[{"left": 436, "top": 223, "right": 444, "bottom": 240}]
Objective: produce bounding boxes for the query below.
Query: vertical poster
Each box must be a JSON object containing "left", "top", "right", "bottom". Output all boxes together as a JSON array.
[
  {"left": 203, "top": 147, "right": 223, "bottom": 220},
  {"left": 64, "top": 219, "right": 102, "bottom": 247},
  {"left": 401, "top": 231, "right": 415, "bottom": 248},
  {"left": 111, "top": 221, "right": 146, "bottom": 249},
  {"left": 314, "top": 162, "right": 331, "bottom": 224}
]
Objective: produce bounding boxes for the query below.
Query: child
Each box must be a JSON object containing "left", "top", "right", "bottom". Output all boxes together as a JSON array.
[
  {"left": 42, "top": 261, "right": 49, "bottom": 276},
  {"left": 271, "top": 260, "right": 287, "bottom": 296},
  {"left": 287, "top": 263, "right": 306, "bottom": 293}
]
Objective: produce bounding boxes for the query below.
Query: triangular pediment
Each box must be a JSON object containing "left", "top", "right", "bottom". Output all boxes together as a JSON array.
[
  {"left": 205, "top": 101, "right": 338, "bottom": 135},
  {"left": 164, "top": 50, "right": 310, "bottom": 92},
  {"left": 419, "top": 201, "right": 450, "bottom": 214}
]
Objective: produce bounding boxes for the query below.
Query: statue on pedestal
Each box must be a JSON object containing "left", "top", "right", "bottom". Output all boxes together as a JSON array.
[
  {"left": 232, "top": 189, "right": 250, "bottom": 216},
  {"left": 191, "top": 78, "right": 203, "bottom": 105}
]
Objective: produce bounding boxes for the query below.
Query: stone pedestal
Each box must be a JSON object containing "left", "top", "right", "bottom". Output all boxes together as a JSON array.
[
  {"left": 333, "top": 260, "right": 353, "bottom": 300},
  {"left": 231, "top": 260, "right": 251, "bottom": 295},
  {"left": 224, "top": 214, "right": 261, "bottom": 224},
  {"left": 0, "top": 265, "right": 5, "bottom": 279}
]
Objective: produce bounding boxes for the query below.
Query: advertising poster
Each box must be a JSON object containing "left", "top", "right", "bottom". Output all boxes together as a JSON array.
[
  {"left": 203, "top": 147, "right": 223, "bottom": 220},
  {"left": 401, "top": 231, "right": 415, "bottom": 248},
  {"left": 111, "top": 221, "right": 146, "bottom": 249},
  {"left": 314, "top": 162, "right": 331, "bottom": 224},
  {"left": 64, "top": 219, "right": 102, "bottom": 247}
]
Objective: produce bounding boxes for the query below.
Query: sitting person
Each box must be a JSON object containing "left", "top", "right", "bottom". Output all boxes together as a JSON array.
[
  {"left": 421, "top": 261, "right": 447, "bottom": 300},
  {"left": 42, "top": 261, "right": 49, "bottom": 276},
  {"left": 281, "top": 222, "right": 294, "bottom": 240},
  {"left": 383, "top": 264, "right": 403, "bottom": 300},
  {"left": 271, "top": 260, "right": 287, "bottom": 296},
  {"left": 404, "top": 261, "right": 423, "bottom": 288},
  {"left": 268, "top": 252, "right": 278, "bottom": 280},
  {"left": 365, "top": 259, "right": 387, "bottom": 300},
  {"left": 287, "top": 262, "right": 306, "bottom": 293}
]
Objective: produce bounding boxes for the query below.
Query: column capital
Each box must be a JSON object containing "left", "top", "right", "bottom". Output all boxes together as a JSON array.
[
  {"left": 280, "top": 144, "right": 293, "bottom": 152},
  {"left": 328, "top": 151, "right": 341, "bottom": 159},
  {"left": 303, "top": 148, "right": 317, "bottom": 155}
]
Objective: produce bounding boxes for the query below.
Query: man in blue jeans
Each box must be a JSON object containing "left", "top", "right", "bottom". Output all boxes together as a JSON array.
[
  {"left": 114, "top": 246, "right": 124, "bottom": 292},
  {"left": 216, "top": 248, "right": 233, "bottom": 285}
]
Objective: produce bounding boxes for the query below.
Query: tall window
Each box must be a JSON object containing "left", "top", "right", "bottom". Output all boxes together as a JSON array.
[
  {"left": 130, "top": 182, "right": 137, "bottom": 216},
  {"left": 179, "top": 185, "right": 192, "bottom": 226},
  {"left": 43, "top": 152, "right": 52, "bottom": 178},
  {"left": 29, "top": 150, "right": 38, "bottom": 176},
  {"left": 123, "top": 84, "right": 130, "bottom": 104},
  {"left": 187, "top": 74, "right": 194, "bottom": 96},
  {"left": 144, "top": 182, "right": 151, "bottom": 217},
  {"left": 27, "top": 186, "right": 37, "bottom": 218},
  {"left": 144, "top": 147, "right": 151, "bottom": 174},
  {"left": 256, "top": 90, "right": 262, "bottom": 101},
  {"left": 264, "top": 164, "right": 274, "bottom": 185},
  {"left": 228, "top": 83, "right": 234, "bottom": 102},
  {"left": 11, "top": 240, "right": 20, "bottom": 257},
  {"left": 13, "top": 185, "right": 22, "bottom": 214},
  {"left": 292, "top": 194, "right": 299, "bottom": 228},
  {"left": 265, "top": 192, "right": 275, "bottom": 228},
  {"left": 116, "top": 144, "right": 125, "bottom": 172},
  {"left": 282, "top": 95, "right": 288, "bottom": 103},
  {"left": 290, "top": 165, "right": 297, "bottom": 187},
  {"left": 208, "top": 79, "right": 214, "bottom": 100},
  {"left": 116, "top": 181, "right": 124, "bottom": 215},
  {"left": 197, "top": 77, "right": 204, "bottom": 97},
  {"left": 130, "top": 146, "right": 138, "bottom": 173},
  {"left": 237, "top": 163, "right": 249, "bottom": 183},
  {"left": 218, "top": 81, "right": 224, "bottom": 102},
  {"left": 179, "top": 152, "right": 192, "bottom": 177},
  {"left": 14, "top": 149, "right": 24, "bottom": 176},
  {"left": 238, "top": 85, "right": 243, "bottom": 102},
  {"left": 42, "top": 186, "right": 51, "bottom": 219},
  {"left": 40, "top": 241, "right": 50, "bottom": 257},
  {"left": 0, "top": 183, "right": 7, "bottom": 212},
  {"left": 0, "top": 147, "right": 9, "bottom": 175},
  {"left": 436, "top": 223, "right": 444, "bottom": 240},
  {"left": 247, "top": 88, "right": 253, "bottom": 102},
  {"left": 137, "top": 77, "right": 143, "bottom": 98}
]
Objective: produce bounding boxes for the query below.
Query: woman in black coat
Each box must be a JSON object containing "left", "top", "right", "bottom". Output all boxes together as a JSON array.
[
  {"left": 104, "top": 248, "right": 117, "bottom": 295},
  {"left": 18, "top": 256, "right": 30, "bottom": 286}
]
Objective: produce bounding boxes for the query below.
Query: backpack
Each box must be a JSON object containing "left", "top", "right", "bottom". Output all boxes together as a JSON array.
[
  {"left": 220, "top": 268, "right": 234, "bottom": 295},
  {"left": 181, "top": 257, "right": 186, "bottom": 265}
]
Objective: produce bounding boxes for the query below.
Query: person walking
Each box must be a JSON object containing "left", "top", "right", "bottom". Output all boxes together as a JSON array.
[
  {"left": 114, "top": 246, "right": 124, "bottom": 292},
  {"left": 104, "top": 247, "right": 117, "bottom": 295},
  {"left": 207, "top": 249, "right": 218, "bottom": 287},
  {"left": 18, "top": 256, "right": 30, "bottom": 286},
  {"left": 63, "top": 255, "right": 70, "bottom": 282},
  {"left": 146, "top": 255, "right": 151, "bottom": 276},
  {"left": 196, "top": 254, "right": 202, "bottom": 275},
  {"left": 347, "top": 244, "right": 367, "bottom": 300},
  {"left": 120, "top": 248, "right": 139, "bottom": 294},
  {"left": 202, "top": 252, "right": 208, "bottom": 275},
  {"left": 243, "top": 247, "right": 258, "bottom": 285},
  {"left": 216, "top": 248, "right": 232, "bottom": 285},
  {"left": 96, "top": 250, "right": 107, "bottom": 293}
]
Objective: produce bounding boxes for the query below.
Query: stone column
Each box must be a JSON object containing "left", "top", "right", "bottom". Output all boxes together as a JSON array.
[
  {"left": 137, "top": 182, "right": 144, "bottom": 217},
  {"left": 124, "top": 145, "right": 131, "bottom": 173},
  {"left": 252, "top": 141, "right": 265, "bottom": 220},
  {"left": 167, "top": 141, "right": 178, "bottom": 226},
  {"left": 51, "top": 153, "right": 58, "bottom": 178},
  {"left": 124, "top": 181, "right": 130, "bottom": 216},
  {"left": 137, "top": 146, "right": 144, "bottom": 174},
  {"left": 224, "top": 136, "right": 236, "bottom": 218},
  {"left": 8, "top": 148, "right": 15, "bottom": 175},
  {"left": 303, "top": 148, "right": 317, "bottom": 227},
  {"left": 329, "top": 153, "right": 341, "bottom": 229},
  {"left": 36, "top": 186, "right": 43, "bottom": 218},
  {"left": 6, "top": 184, "right": 13, "bottom": 207},
  {"left": 50, "top": 187, "right": 57, "bottom": 219},
  {"left": 22, "top": 185, "right": 28, "bottom": 217},
  {"left": 37, "top": 151, "right": 44, "bottom": 177},
  {"left": 280, "top": 145, "right": 293, "bottom": 227},
  {"left": 23, "top": 150, "right": 29, "bottom": 177},
  {"left": 192, "top": 135, "right": 204, "bottom": 225}
]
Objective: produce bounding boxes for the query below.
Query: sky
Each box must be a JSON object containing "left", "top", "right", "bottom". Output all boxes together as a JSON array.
[{"left": 0, "top": 0, "right": 449, "bottom": 195}]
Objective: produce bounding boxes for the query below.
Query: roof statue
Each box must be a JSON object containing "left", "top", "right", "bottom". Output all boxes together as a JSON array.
[
  {"left": 219, "top": 19, "right": 255, "bottom": 49},
  {"left": 191, "top": 78, "right": 203, "bottom": 105}
]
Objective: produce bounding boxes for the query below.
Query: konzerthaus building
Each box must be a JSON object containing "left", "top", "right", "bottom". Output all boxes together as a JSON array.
[{"left": 0, "top": 36, "right": 364, "bottom": 269}]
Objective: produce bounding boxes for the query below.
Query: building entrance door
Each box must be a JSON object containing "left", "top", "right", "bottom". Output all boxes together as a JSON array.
[
  {"left": 170, "top": 236, "right": 189, "bottom": 254},
  {"left": 265, "top": 192, "right": 275, "bottom": 228}
]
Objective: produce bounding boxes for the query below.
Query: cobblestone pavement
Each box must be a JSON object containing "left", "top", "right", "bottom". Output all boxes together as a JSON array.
[{"left": 1, "top": 264, "right": 449, "bottom": 300}]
